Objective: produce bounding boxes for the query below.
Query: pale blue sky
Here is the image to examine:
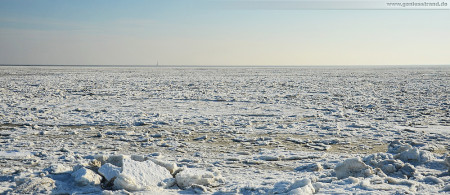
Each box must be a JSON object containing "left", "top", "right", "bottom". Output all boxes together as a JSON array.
[{"left": 0, "top": 0, "right": 449, "bottom": 65}]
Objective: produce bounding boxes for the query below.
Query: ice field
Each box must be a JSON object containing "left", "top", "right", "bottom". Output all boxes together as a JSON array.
[{"left": 0, "top": 66, "right": 449, "bottom": 194}]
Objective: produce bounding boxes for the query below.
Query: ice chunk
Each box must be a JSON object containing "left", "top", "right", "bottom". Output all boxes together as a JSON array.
[
  {"left": 113, "top": 174, "right": 139, "bottom": 191},
  {"left": 113, "top": 158, "right": 172, "bottom": 191},
  {"left": 148, "top": 158, "right": 179, "bottom": 175},
  {"left": 130, "top": 155, "right": 145, "bottom": 162},
  {"left": 95, "top": 155, "right": 130, "bottom": 167},
  {"left": 159, "top": 178, "right": 177, "bottom": 189},
  {"left": 71, "top": 167, "right": 102, "bottom": 186},
  {"left": 98, "top": 163, "right": 121, "bottom": 181},
  {"left": 105, "top": 130, "right": 131, "bottom": 136},
  {"left": 379, "top": 159, "right": 404, "bottom": 174},
  {"left": 259, "top": 155, "right": 280, "bottom": 161},
  {"left": 271, "top": 181, "right": 292, "bottom": 194},
  {"left": 306, "top": 143, "right": 332, "bottom": 151},
  {"left": 388, "top": 141, "right": 413, "bottom": 154},
  {"left": 102, "top": 189, "right": 133, "bottom": 195},
  {"left": 399, "top": 163, "right": 416, "bottom": 178},
  {"left": 236, "top": 151, "right": 251, "bottom": 155},
  {"left": 287, "top": 178, "right": 316, "bottom": 195},
  {"left": 175, "top": 168, "right": 223, "bottom": 189},
  {"left": 363, "top": 153, "right": 394, "bottom": 166},
  {"left": 295, "top": 163, "right": 323, "bottom": 172},
  {"left": 363, "top": 153, "right": 404, "bottom": 174},
  {"left": 394, "top": 148, "right": 433, "bottom": 163},
  {"left": 386, "top": 177, "right": 416, "bottom": 187},
  {"left": 193, "top": 135, "right": 207, "bottom": 141},
  {"left": 334, "top": 157, "right": 373, "bottom": 179}
]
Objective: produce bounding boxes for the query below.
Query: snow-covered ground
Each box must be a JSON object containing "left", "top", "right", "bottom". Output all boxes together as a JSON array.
[{"left": 0, "top": 66, "right": 449, "bottom": 194}]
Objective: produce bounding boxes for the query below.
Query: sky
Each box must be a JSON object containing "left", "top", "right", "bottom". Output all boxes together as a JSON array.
[{"left": 0, "top": 0, "right": 449, "bottom": 66}]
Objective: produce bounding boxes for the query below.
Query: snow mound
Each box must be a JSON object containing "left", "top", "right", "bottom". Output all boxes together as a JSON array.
[
  {"left": 364, "top": 153, "right": 403, "bottom": 173},
  {"left": 334, "top": 157, "right": 373, "bottom": 179},
  {"left": 388, "top": 141, "right": 434, "bottom": 164},
  {"left": 175, "top": 168, "right": 224, "bottom": 189},
  {"left": 113, "top": 158, "right": 173, "bottom": 191},
  {"left": 394, "top": 148, "right": 433, "bottom": 163},
  {"left": 387, "top": 141, "right": 413, "bottom": 154},
  {"left": 363, "top": 153, "right": 414, "bottom": 177},
  {"left": 287, "top": 178, "right": 317, "bottom": 194}
]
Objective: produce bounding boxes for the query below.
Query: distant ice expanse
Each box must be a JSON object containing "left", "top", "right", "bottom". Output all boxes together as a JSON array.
[{"left": 0, "top": 66, "right": 449, "bottom": 194}]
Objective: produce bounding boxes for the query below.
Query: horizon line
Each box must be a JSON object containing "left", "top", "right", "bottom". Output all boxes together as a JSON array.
[{"left": 1, "top": 64, "right": 449, "bottom": 67}]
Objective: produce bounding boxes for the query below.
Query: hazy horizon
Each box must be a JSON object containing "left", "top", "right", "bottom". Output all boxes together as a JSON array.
[{"left": 1, "top": 64, "right": 449, "bottom": 68}]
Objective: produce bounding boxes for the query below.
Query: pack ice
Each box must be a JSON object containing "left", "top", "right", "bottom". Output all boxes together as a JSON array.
[{"left": 0, "top": 66, "right": 449, "bottom": 194}]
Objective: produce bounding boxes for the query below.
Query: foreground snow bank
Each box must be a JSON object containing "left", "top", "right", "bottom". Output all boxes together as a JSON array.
[
  {"left": 3, "top": 141, "right": 448, "bottom": 194},
  {"left": 70, "top": 154, "right": 224, "bottom": 193},
  {"left": 331, "top": 141, "right": 449, "bottom": 193}
]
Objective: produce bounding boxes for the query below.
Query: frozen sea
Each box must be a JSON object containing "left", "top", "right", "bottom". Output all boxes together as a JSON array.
[{"left": 0, "top": 65, "right": 449, "bottom": 194}]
